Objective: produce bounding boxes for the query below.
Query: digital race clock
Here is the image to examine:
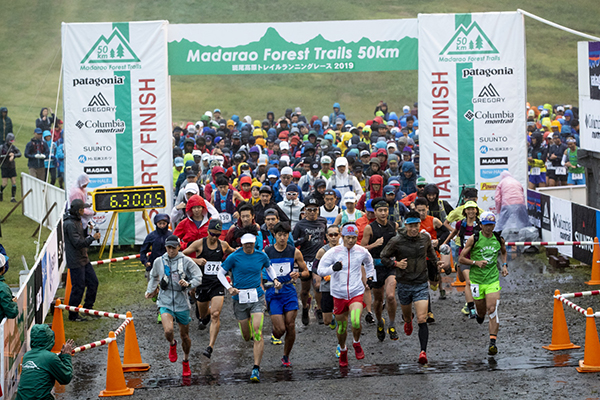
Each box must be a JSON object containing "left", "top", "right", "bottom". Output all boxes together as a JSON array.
[{"left": 92, "top": 185, "right": 166, "bottom": 212}]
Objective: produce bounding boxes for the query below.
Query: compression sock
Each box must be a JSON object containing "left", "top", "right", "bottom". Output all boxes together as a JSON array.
[
  {"left": 11, "top": 185, "right": 16, "bottom": 198},
  {"left": 418, "top": 323, "right": 429, "bottom": 352},
  {"left": 490, "top": 335, "right": 497, "bottom": 345},
  {"left": 253, "top": 365, "right": 260, "bottom": 371},
  {"left": 467, "top": 302, "right": 475, "bottom": 311},
  {"left": 388, "top": 321, "right": 395, "bottom": 328},
  {"left": 428, "top": 293, "right": 432, "bottom": 313},
  {"left": 201, "top": 315, "right": 211, "bottom": 325}
]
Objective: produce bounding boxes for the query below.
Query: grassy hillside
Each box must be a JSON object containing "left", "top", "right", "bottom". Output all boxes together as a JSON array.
[{"left": 0, "top": 1, "right": 597, "bottom": 283}]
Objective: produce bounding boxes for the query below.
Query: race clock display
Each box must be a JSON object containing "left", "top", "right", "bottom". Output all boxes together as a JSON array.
[{"left": 92, "top": 185, "right": 166, "bottom": 212}]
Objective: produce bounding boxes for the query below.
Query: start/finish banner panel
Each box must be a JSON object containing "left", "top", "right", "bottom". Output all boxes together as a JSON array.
[
  {"left": 167, "top": 20, "right": 418, "bottom": 75},
  {"left": 62, "top": 21, "right": 172, "bottom": 245},
  {"left": 418, "top": 12, "right": 527, "bottom": 211}
]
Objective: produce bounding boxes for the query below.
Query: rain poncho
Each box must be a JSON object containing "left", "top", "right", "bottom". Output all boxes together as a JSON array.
[{"left": 494, "top": 171, "right": 529, "bottom": 232}]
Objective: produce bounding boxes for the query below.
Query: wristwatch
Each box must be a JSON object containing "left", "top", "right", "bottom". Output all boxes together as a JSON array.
[{"left": 472, "top": 260, "right": 475, "bottom": 266}]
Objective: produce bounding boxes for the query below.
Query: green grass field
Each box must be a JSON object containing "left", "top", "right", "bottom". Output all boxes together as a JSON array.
[{"left": 0, "top": 0, "right": 598, "bottom": 286}]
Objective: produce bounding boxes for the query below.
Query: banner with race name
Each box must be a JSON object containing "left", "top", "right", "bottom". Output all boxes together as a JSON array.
[
  {"left": 418, "top": 12, "right": 528, "bottom": 210},
  {"left": 167, "top": 20, "right": 418, "bottom": 75},
  {"left": 62, "top": 21, "right": 172, "bottom": 244},
  {"left": 578, "top": 41, "right": 600, "bottom": 152}
]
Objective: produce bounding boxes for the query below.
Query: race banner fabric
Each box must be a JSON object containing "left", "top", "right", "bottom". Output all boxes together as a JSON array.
[
  {"left": 578, "top": 41, "right": 600, "bottom": 152},
  {"left": 167, "top": 20, "right": 418, "bottom": 75},
  {"left": 418, "top": 12, "right": 528, "bottom": 210},
  {"left": 62, "top": 21, "right": 172, "bottom": 245}
]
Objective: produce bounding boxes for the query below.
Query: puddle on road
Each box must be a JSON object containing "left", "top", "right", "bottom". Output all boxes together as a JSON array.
[{"left": 137, "top": 351, "right": 582, "bottom": 389}]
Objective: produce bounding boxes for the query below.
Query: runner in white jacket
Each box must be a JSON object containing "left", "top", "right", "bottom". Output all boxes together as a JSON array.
[{"left": 317, "top": 223, "right": 374, "bottom": 367}]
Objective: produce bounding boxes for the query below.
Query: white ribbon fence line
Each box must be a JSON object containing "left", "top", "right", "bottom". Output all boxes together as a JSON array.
[
  {"left": 71, "top": 317, "right": 132, "bottom": 354},
  {"left": 554, "top": 295, "right": 600, "bottom": 318},
  {"left": 56, "top": 304, "right": 128, "bottom": 320},
  {"left": 505, "top": 241, "right": 596, "bottom": 246}
]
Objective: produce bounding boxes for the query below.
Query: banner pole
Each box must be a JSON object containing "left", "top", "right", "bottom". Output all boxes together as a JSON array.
[{"left": 517, "top": 9, "right": 600, "bottom": 41}]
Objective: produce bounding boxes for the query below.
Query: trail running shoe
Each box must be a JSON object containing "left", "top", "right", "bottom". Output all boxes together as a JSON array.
[
  {"left": 427, "top": 312, "right": 435, "bottom": 323},
  {"left": 377, "top": 318, "right": 386, "bottom": 342},
  {"left": 329, "top": 319, "right": 337, "bottom": 330},
  {"left": 271, "top": 334, "right": 282, "bottom": 345},
  {"left": 365, "top": 311, "right": 375, "bottom": 325},
  {"left": 250, "top": 367, "right": 260, "bottom": 383},
  {"left": 302, "top": 307, "right": 310, "bottom": 326},
  {"left": 316, "top": 309, "right": 324, "bottom": 325},
  {"left": 418, "top": 351, "right": 428, "bottom": 365},
  {"left": 281, "top": 355, "right": 291, "bottom": 367},
  {"left": 460, "top": 303, "right": 470, "bottom": 315},
  {"left": 198, "top": 320, "right": 207, "bottom": 330},
  {"left": 157, "top": 312, "right": 162, "bottom": 324},
  {"left": 336, "top": 344, "right": 341, "bottom": 358},
  {"left": 169, "top": 340, "right": 178, "bottom": 363},
  {"left": 182, "top": 360, "right": 191, "bottom": 377},
  {"left": 404, "top": 317, "right": 413, "bottom": 336},
  {"left": 203, "top": 346, "right": 213, "bottom": 359},
  {"left": 439, "top": 289, "right": 447, "bottom": 300},
  {"left": 388, "top": 326, "right": 399, "bottom": 341},
  {"left": 430, "top": 282, "right": 439, "bottom": 291},
  {"left": 488, "top": 344, "right": 498, "bottom": 356},
  {"left": 339, "top": 348, "right": 349, "bottom": 367},
  {"left": 353, "top": 342, "right": 365, "bottom": 360},
  {"left": 469, "top": 308, "right": 477, "bottom": 320}
]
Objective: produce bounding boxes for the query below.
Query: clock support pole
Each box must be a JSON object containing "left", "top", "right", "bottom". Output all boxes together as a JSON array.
[{"left": 98, "top": 212, "right": 118, "bottom": 262}]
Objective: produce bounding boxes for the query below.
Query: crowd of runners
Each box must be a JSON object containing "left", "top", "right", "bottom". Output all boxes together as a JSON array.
[{"left": 135, "top": 101, "right": 578, "bottom": 382}]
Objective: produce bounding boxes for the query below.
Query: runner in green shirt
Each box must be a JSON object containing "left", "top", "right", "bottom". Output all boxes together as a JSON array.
[{"left": 459, "top": 211, "right": 508, "bottom": 356}]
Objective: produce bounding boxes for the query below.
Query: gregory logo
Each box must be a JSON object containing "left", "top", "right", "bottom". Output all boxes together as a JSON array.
[
  {"left": 83, "top": 93, "right": 116, "bottom": 113},
  {"left": 473, "top": 83, "right": 505, "bottom": 103},
  {"left": 440, "top": 21, "right": 499, "bottom": 56},
  {"left": 81, "top": 27, "right": 140, "bottom": 64}
]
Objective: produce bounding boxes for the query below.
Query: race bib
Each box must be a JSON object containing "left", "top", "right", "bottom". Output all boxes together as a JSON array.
[
  {"left": 470, "top": 283, "right": 480, "bottom": 298},
  {"left": 239, "top": 288, "right": 258, "bottom": 304},
  {"left": 555, "top": 167, "right": 567, "bottom": 175},
  {"left": 572, "top": 173, "right": 583, "bottom": 180},
  {"left": 204, "top": 261, "right": 221, "bottom": 275},
  {"left": 219, "top": 212, "right": 232, "bottom": 223},
  {"left": 272, "top": 262, "right": 291, "bottom": 277},
  {"left": 530, "top": 167, "right": 540, "bottom": 176}
]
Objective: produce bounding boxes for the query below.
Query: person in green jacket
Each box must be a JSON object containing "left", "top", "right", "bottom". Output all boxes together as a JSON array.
[
  {"left": 0, "top": 254, "right": 17, "bottom": 321},
  {"left": 16, "top": 324, "right": 74, "bottom": 399}
]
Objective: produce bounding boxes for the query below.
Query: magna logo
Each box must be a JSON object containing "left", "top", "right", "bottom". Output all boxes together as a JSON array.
[
  {"left": 480, "top": 157, "right": 508, "bottom": 166},
  {"left": 72, "top": 76, "right": 125, "bottom": 87},
  {"left": 464, "top": 110, "right": 514, "bottom": 124},
  {"left": 84, "top": 166, "right": 112, "bottom": 175},
  {"left": 473, "top": 83, "right": 505, "bottom": 103},
  {"left": 76, "top": 119, "right": 125, "bottom": 134},
  {"left": 83, "top": 93, "right": 116, "bottom": 113}
]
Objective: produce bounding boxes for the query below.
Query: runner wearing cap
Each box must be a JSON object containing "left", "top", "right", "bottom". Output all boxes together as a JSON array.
[
  {"left": 277, "top": 184, "right": 304, "bottom": 229},
  {"left": 400, "top": 176, "right": 427, "bottom": 208},
  {"left": 459, "top": 211, "right": 508, "bottom": 355},
  {"left": 145, "top": 235, "right": 203, "bottom": 377},
  {"left": 218, "top": 228, "right": 281, "bottom": 383},
  {"left": 264, "top": 222, "right": 310, "bottom": 367},
  {"left": 304, "top": 178, "right": 327, "bottom": 207},
  {"left": 334, "top": 191, "right": 363, "bottom": 226},
  {"left": 319, "top": 156, "right": 334, "bottom": 180},
  {"left": 253, "top": 185, "right": 290, "bottom": 226},
  {"left": 212, "top": 175, "right": 245, "bottom": 239},
  {"left": 361, "top": 197, "right": 399, "bottom": 341},
  {"left": 318, "top": 223, "right": 375, "bottom": 367},
  {"left": 293, "top": 197, "right": 328, "bottom": 326},
  {"left": 381, "top": 211, "right": 442, "bottom": 364},
  {"left": 183, "top": 219, "right": 235, "bottom": 358},
  {"left": 353, "top": 162, "right": 369, "bottom": 193},
  {"left": 563, "top": 136, "right": 586, "bottom": 186},
  {"left": 355, "top": 199, "right": 376, "bottom": 324},
  {"left": 298, "top": 161, "right": 322, "bottom": 198},
  {"left": 321, "top": 189, "right": 340, "bottom": 227}
]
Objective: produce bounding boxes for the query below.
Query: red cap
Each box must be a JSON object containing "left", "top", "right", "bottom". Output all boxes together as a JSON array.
[
  {"left": 240, "top": 176, "right": 252, "bottom": 185},
  {"left": 293, "top": 171, "right": 301, "bottom": 179}
]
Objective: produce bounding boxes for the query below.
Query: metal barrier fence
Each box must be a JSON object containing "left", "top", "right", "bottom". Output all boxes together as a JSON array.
[{"left": 21, "top": 172, "right": 65, "bottom": 229}]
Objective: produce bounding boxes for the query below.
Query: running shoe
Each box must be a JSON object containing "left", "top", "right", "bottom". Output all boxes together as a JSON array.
[
  {"left": 427, "top": 312, "right": 435, "bottom": 323},
  {"left": 377, "top": 318, "right": 386, "bottom": 342},
  {"left": 271, "top": 334, "right": 282, "bottom": 345},
  {"left": 157, "top": 312, "right": 162, "bottom": 324},
  {"left": 439, "top": 289, "right": 447, "bottom": 300},
  {"left": 182, "top": 360, "right": 191, "bottom": 377},
  {"left": 203, "top": 346, "right": 213, "bottom": 359},
  {"left": 335, "top": 344, "right": 341, "bottom": 358},
  {"left": 418, "top": 351, "right": 428, "bottom": 365},
  {"left": 329, "top": 319, "right": 337, "bottom": 330},
  {"left": 281, "top": 355, "right": 291, "bottom": 368},
  {"left": 365, "top": 311, "right": 375, "bottom": 325},
  {"left": 430, "top": 282, "right": 439, "bottom": 291},
  {"left": 488, "top": 344, "right": 498, "bottom": 356},
  {"left": 353, "top": 342, "right": 365, "bottom": 360},
  {"left": 404, "top": 317, "right": 413, "bottom": 336},
  {"left": 316, "top": 309, "right": 324, "bottom": 325},
  {"left": 388, "top": 326, "right": 399, "bottom": 341},
  {"left": 469, "top": 308, "right": 477, "bottom": 320},
  {"left": 302, "top": 307, "right": 310, "bottom": 326},
  {"left": 339, "top": 348, "right": 349, "bottom": 367},
  {"left": 198, "top": 320, "right": 207, "bottom": 330},
  {"left": 460, "top": 303, "right": 470, "bottom": 315},
  {"left": 169, "top": 340, "right": 178, "bottom": 363},
  {"left": 250, "top": 367, "right": 260, "bottom": 383}
]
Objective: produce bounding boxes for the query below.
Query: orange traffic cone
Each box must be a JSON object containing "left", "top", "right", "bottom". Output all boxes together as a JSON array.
[
  {"left": 585, "top": 237, "right": 600, "bottom": 285},
  {"left": 64, "top": 270, "right": 72, "bottom": 305},
  {"left": 121, "top": 312, "right": 150, "bottom": 372},
  {"left": 450, "top": 255, "right": 466, "bottom": 287},
  {"left": 51, "top": 299, "right": 65, "bottom": 353},
  {"left": 577, "top": 307, "right": 600, "bottom": 372},
  {"left": 543, "top": 290, "right": 580, "bottom": 351},
  {"left": 99, "top": 331, "right": 134, "bottom": 397}
]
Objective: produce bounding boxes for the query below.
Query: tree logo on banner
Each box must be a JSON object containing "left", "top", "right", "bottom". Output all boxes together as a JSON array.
[
  {"left": 439, "top": 22, "right": 498, "bottom": 56},
  {"left": 81, "top": 28, "right": 140, "bottom": 64}
]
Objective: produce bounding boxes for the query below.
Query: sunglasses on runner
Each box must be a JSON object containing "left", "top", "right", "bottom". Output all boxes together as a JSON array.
[
  {"left": 208, "top": 231, "right": 221, "bottom": 237},
  {"left": 305, "top": 208, "right": 318, "bottom": 212},
  {"left": 328, "top": 233, "right": 339, "bottom": 237}
]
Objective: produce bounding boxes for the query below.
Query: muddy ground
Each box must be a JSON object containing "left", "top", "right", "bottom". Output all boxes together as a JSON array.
[{"left": 54, "top": 252, "right": 600, "bottom": 400}]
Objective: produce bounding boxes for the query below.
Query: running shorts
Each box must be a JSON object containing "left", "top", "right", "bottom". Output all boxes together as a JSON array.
[
  {"left": 159, "top": 307, "right": 192, "bottom": 325},
  {"left": 333, "top": 294, "right": 364, "bottom": 315},
  {"left": 470, "top": 281, "right": 501, "bottom": 301}
]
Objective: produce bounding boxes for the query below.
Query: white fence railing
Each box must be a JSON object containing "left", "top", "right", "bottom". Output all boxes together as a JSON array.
[{"left": 21, "top": 172, "right": 66, "bottom": 229}]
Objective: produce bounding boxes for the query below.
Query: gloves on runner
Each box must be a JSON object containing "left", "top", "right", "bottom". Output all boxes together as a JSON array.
[{"left": 332, "top": 261, "right": 343, "bottom": 271}]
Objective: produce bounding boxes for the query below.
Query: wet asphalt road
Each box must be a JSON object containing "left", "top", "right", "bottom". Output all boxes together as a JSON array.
[{"left": 55, "top": 253, "right": 600, "bottom": 399}]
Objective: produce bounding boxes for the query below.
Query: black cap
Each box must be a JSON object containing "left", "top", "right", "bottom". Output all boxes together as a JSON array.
[
  {"left": 208, "top": 219, "right": 222, "bottom": 231},
  {"left": 311, "top": 163, "right": 320, "bottom": 171},
  {"left": 314, "top": 179, "right": 327, "bottom": 189},
  {"left": 306, "top": 197, "right": 319, "bottom": 206},
  {"left": 232, "top": 132, "right": 241, "bottom": 139},
  {"left": 259, "top": 185, "right": 272, "bottom": 194},
  {"left": 264, "top": 208, "right": 278, "bottom": 217}
]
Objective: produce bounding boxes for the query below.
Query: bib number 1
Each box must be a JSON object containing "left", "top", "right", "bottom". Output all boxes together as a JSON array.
[{"left": 239, "top": 288, "right": 258, "bottom": 304}]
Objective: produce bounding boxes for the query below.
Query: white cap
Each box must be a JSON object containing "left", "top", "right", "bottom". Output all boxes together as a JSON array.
[
  {"left": 258, "top": 154, "right": 268, "bottom": 166},
  {"left": 360, "top": 150, "right": 370, "bottom": 157},
  {"left": 0, "top": 254, "right": 6, "bottom": 269},
  {"left": 321, "top": 156, "right": 332, "bottom": 164},
  {"left": 403, "top": 105, "right": 410, "bottom": 113},
  {"left": 192, "top": 150, "right": 202, "bottom": 157},
  {"left": 201, "top": 153, "right": 211, "bottom": 161},
  {"left": 387, "top": 142, "right": 397, "bottom": 149},
  {"left": 343, "top": 191, "right": 356, "bottom": 203},
  {"left": 281, "top": 166, "right": 293, "bottom": 176},
  {"left": 280, "top": 155, "right": 290, "bottom": 164},
  {"left": 240, "top": 233, "right": 257, "bottom": 244},
  {"left": 205, "top": 111, "right": 213, "bottom": 118},
  {"left": 280, "top": 141, "right": 290, "bottom": 150},
  {"left": 188, "top": 125, "right": 197, "bottom": 134},
  {"left": 185, "top": 183, "right": 199, "bottom": 194}
]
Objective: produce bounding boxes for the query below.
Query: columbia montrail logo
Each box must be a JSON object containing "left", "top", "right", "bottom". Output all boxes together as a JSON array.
[
  {"left": 81, "top": 28, "right": 140, "bottom": 64},
  {"left": 464, "top": 110, "right": 475, "bottom": 121},
  {"left": 76, "top": 120, "right": 84, "bottom": 129},
  {"left": 88, "top": 93, "right": 109, "bottom": 107},
  {"left": 440, "top": 21, "right": 499, "bottom": 55},
  {"left": 478, "top": 84, "right": 500, "bottom": 97}
]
